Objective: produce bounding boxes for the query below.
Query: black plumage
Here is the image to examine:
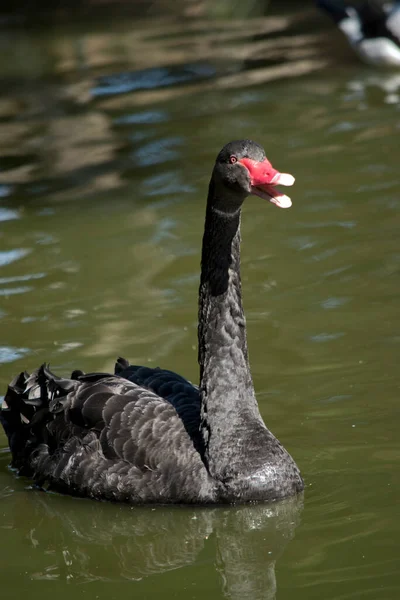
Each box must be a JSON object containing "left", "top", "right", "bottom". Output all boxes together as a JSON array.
[{"left": 0, "top": 140, "right": 304, "bottom": 504}]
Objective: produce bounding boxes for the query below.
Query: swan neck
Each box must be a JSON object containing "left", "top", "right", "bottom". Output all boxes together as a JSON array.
[
  {"left": 198, "top": 183, "right": 250, "bottom": 377},
  {"left": 198, "top": 181, "right": 262, "bottom": 475}
]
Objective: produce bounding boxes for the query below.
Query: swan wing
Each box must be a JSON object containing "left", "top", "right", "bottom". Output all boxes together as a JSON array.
[
  {"left": 114, "top": 357, "right": 202, "bottom": 451},
  {"left": 1, "top": 365, "right": 213, "bottom": 504}
]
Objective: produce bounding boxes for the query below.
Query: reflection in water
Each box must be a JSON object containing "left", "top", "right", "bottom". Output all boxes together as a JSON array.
[
  {"left": 0, "top": 8, "right": 327, "bottom": 204},
  {"left": 2, "top": 491, "right": 302, "bottom": 598},
  {"left": 215, "top": 502, "right": 302, "bottom": 600},
  {"left": 347, "top": 72, "right": 400, "bottom": 105}
]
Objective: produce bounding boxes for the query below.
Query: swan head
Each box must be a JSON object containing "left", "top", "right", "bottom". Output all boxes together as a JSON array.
[{"left": 212, "top": 139, "right": 294, "bottom": 211}]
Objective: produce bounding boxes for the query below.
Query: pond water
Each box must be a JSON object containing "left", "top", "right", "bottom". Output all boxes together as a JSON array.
[{"left": 0, "top": 2, "right": 399, "bottom": 599}]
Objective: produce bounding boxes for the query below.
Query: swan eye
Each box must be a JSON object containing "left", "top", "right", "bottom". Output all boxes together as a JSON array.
[{"left": 229, "top": 155, "right": 237, "bottom": 164}]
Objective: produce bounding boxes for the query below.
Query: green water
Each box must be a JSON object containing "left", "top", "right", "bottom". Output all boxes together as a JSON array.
[{"left": 1, "top": 3, "right": 400, "bottom": 599}]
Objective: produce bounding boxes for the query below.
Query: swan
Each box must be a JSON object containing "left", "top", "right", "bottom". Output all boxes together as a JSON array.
[
  {"left": 0, "top": 139, "right": 304, "bottom": 504},
  {"left": 318, "top": 0, "right": 400, "bottom": 67}
]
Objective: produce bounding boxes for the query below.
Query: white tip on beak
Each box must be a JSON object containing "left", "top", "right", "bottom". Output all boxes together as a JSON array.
[
  {"left": 270, "top": 194, "right": 292, "bottom": 209},
  {"left": 272, "top": 173, "right": 295, "bottom": 187}
]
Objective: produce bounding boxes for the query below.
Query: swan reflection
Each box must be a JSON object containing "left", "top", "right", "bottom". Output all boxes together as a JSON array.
[{"left": 8, "top": 491, "right": 303, "bottom": 598}]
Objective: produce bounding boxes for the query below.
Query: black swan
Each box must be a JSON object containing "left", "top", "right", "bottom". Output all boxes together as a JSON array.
[
  {"left": 318, "top": 0, "right": 400, "bottom": 67},
  {"left": 0, "top": 139, "right": 304, "bottom": 504}
]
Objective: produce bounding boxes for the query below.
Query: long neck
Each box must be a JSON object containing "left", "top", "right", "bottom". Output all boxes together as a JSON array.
[{"left": 198, "top": 181, "right": 263, "bottom": 478}]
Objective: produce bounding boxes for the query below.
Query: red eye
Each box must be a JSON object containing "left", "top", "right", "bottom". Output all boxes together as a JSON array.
[{"left": 229, "top": 155, "right": 237, "bottom": 164}]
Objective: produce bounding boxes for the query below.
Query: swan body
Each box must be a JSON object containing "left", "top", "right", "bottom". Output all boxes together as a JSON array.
[
  {"left": 0, "top": 140, "right": 304, "bottom": 505},
  {"left": 318, "top": 0, "right": 400, "bottom": 66}
]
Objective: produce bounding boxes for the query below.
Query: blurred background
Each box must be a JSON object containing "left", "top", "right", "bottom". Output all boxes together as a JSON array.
[{"left": 0, "top": 1, "right": 399, "bottom": 599}]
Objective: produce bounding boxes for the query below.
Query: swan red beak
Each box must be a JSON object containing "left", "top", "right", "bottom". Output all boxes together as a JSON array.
[{"left": 239, "top": 157, "right": 294, "bottom": 208}]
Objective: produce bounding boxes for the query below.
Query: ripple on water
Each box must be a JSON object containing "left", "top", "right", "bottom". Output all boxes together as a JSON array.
[
  {"left": 289, "top": 236, "right": 317, "bottom": 251},
  {"left": 0, "top": 249, "right": 31, "bottom": 267},
  {"left": 0, "top": 486, "right": 14, "bottom": 500},
  {"left": 20, "top": 316, "right": 48, "bottom": 323},
  {"left": 0, "top": 346, "right": 30, "bottom": 364},
  {"left": 0, "top": 286, "right": 32, "bottom": 296},
  {"left": 320, "top": 297, "right": 350, "bottom": 310},
  {"left": 36, "top": 208, "right": 56, "bottom": 216},
  {"left": 55, "top": 342, "right": 83, "bottom": 353},
  {"left": 310, "top": 332, "right": 346, "bottom": 343},
  {"left": 0, "top": 207, "right": 19, "bottom": 221},
  {"left": 0, "top": 273, "right": 43, "bottom": 297},
  {"left": 0, "top": 273, "right": 45, "bottom": 285},
  {"left": 113, "top": 110, "right": 168, "bottom": 125},
  {"left": 92, "top": 63, "right": 215, "bottom": 97},
  {"left": 133, "top": 136, "right": 184, "bottom": 167},
  {"left": 143, "top": 171, "right": 195, "bottom": 198},
  {"left": 298, "top": 220, "right": 357, "bottom": 229},
  {"left": 0, "top": 186, "right": 13, "bottom": 199}
]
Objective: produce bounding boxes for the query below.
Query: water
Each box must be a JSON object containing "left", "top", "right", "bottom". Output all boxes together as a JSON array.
[{"left": 1, "top": 2, "right": 400, "bottom": 599}]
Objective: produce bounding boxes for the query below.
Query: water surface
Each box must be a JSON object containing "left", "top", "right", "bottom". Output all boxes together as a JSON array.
[{"left": 0, "top": 3, "right": 399, "bottom": 599}]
